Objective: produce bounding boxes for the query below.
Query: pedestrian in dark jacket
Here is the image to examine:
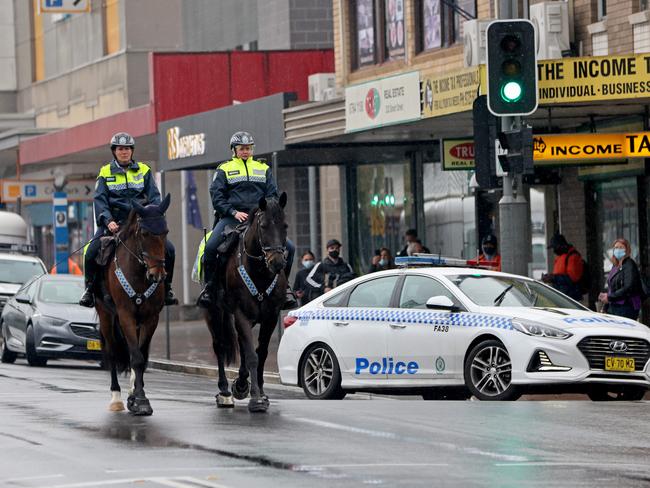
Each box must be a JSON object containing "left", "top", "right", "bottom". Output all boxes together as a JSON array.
[
  {"left": 293, "top": 251, "right": 318, "bottom": 306},
  {"left": 598, "top": 238, "right": 643, "bottom": 320},
  {"left": 306, "top": 239, "right": 356, "bottom": 294},
  {"left": 396, "top": 229, "right": 430, "bottom": 257},
  {"left": 542, "top": 233, "right": 584, "bottom": 301}
]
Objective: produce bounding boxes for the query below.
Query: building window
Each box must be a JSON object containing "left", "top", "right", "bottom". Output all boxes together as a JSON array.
[
  {"left": 354, "top": 0, "right": 377, "bottom": 67},
  {"left": 385, "top": 0, "right": 405, "bottom": 60},
  {"left": 104, "top": 0, "right": 121, "bottom": 55},
  {"left": 416, "top": 0, "right": 476, "bottom": 52},
  {"left": 598, "top": 0, "right": 607, "bottom": 20}
]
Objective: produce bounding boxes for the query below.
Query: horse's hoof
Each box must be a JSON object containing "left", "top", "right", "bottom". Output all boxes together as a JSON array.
[
  {"left": 261, "top": 395, "right": 270, "bottom": 408},
  {"left": 248, "top": 398, "right": 269, "bottom": 413},
  {"left": 127, "top": 396, "right": 153, "bottom": 416},
  {"left": 232, "top": 377, "right": 250, "bottom": 400},
  {"left": 109, "top": 401, "right": 125, "bottom": 412},
  {"left": 216, "top": 392, "right": 235, "bottom": 409}
]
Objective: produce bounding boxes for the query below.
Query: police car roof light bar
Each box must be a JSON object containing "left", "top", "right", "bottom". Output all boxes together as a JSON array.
[{"left": 395, "top": 254, "right": 495, "bottom": 270}]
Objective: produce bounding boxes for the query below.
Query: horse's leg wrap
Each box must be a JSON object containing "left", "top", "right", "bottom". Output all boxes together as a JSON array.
[{"left": 216, "top": 392, "right": 234, "bottom": 408}]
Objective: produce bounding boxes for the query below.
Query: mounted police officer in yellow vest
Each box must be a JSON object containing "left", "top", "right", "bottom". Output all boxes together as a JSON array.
[
  {"left": 79, "top": 132, "right": 178, "bottom": 307},
  {"left": 197, "top": 131, "right": 296, "bottom": 308}
]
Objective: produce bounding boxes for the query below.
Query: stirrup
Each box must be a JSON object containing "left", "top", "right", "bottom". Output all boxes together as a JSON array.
[
  {"left": 164, "top": 290, "right": 179, "bottom": 306},
  {"left": 197, "top": 286, "right": 213, "bottom": 308}
]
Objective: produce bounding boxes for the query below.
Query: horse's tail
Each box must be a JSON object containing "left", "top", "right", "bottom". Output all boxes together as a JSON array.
[
  {"left": 107, "top": 315, "right": 130, "bottom": 373},
  {"left": 210, "top": 306, "right": 238, "bottom": 366}
]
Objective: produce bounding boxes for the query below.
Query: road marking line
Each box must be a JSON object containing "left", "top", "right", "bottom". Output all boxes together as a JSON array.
[
  {"left": 496, "top": 462, "right": 650, "bottom": 468},
  {"left": 0, "top": 474, "right": 64, "bottom": 483},
  {"left": 293, "top": 417, "right": 527, "bottom": 462},
  {"left": 295, "top": 463, "right": 450, "bottom": 469},
  {"left": 35, "top": 477, "right": 231, "bottom": 488}
]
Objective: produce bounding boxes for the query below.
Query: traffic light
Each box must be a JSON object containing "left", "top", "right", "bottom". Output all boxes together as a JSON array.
[
  {"left": 486, "top": 20, "right": 538, "bottom": 116},
  {"left": 497, "top": 127, "right": 534, "bottom": 174}
]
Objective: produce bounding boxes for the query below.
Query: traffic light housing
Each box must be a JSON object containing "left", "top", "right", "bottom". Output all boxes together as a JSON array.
[
  {"left": 497, "top": 127, "right": 534, "bottom": 175},
  {"left": 486, "top": 20, "right": 538, "bottom": 116}
]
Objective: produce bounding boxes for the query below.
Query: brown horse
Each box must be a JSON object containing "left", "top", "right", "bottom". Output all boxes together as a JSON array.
[
  {"left": 204, "top": 192, "right": 288, "bottom": 413},
  {"left": 95, "top": 195, "right": 171, "bottom": 416}
]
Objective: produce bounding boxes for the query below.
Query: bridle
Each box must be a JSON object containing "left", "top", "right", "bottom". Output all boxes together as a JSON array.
[
  {"left": 117, "top": 216, "right": 167, "bottom": 277},
  {"left": 241, "top": 210, "right": 287, "bottom": 270}
]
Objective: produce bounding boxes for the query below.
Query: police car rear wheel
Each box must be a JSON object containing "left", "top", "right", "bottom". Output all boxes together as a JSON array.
[
  {"left": 464, "top": 339, "right": 520, "bottom": 401},
  {"left": 300, "top": 343, "right": 346, "bottom": 400}
]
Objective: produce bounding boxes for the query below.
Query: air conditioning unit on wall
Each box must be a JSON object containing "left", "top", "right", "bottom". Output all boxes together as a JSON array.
[
  {"left": 530, "top": 1, "right": 570, "bottom": 60},
  {"left": 308, "top": 73, "right": 336, "bottom": 102},
  {"left": 463, "top": 19, "right": 492, "bottom": 67}
]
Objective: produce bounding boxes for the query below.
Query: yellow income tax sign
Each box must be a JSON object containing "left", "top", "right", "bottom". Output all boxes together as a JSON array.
[{"left": 533, "top": 132, "right": 650, "bottom": 163}]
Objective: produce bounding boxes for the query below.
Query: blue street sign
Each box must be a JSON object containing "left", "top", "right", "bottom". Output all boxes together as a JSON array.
[
  {"left": 53, "top": 191, "right": 69, "bottom": 274},
  {"left": 46, "top": 0, "right": 63, "bottom": 6},
  {"left": 25, "top": 185, "right": 37, "bottom": 197}
]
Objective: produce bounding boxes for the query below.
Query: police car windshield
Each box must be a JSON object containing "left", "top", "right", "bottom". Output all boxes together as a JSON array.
[
  {"left": 0, "top": 259, "right": 44, "bottom": 284},
  {"left": 448, "top": 274, "right": 585, "bottom": 309}
]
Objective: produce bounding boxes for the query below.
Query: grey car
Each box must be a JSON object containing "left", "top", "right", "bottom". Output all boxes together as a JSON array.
[{"left": 0, "top": 275, "right": 102, "bottom": 366}]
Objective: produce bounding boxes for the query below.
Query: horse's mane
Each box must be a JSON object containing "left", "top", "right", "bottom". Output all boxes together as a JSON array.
[{"left": 118, "top": 209, "right": 140, "bottom": 240}]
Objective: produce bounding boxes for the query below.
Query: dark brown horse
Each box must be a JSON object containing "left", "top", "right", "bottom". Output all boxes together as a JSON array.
[
  {"left": 95, "top": 195, "right": 171, "bottom": 416},
  {"left": 204, "top": 192, "right": 288, "bottom": 413}
]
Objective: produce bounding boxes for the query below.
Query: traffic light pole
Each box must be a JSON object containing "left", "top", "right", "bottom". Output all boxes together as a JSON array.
[{"left": 497, "top": 1, "right": 530, "bottom": 276}]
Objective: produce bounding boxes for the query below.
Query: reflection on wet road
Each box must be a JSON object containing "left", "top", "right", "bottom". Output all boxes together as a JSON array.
[{"left": 1, "top": 360, "right": 650, "bottom": 487}]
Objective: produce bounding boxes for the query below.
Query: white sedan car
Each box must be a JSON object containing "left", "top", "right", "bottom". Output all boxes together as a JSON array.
[{"left": 278, "top": 265, "right": 650, "bottom": 401}]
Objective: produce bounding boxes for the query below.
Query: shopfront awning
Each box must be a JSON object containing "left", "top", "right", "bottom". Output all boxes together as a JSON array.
[{"left": 18, "top": 104, "right": 158, "bottom": 171}]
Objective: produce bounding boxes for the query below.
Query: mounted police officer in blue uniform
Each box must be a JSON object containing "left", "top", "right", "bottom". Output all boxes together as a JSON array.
[
  {"left": 197, "top": 131, "right": 296, "bottom": 308},
  {"left": 79, "top": 132, "right": 178, "bottom": 308}
]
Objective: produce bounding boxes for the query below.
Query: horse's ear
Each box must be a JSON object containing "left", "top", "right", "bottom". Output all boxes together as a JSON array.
[
  {"left": 258, "top": 196, "right": 267, "bottom": 211},
  {"left": 132, "top": 199, "right": 146, "bottom": 215},
  {"left": 279, "top": 192, "right": 287, "bottom": 209},
  {"left": 159, "top": 193, "right": 171, "bottom": 214}
]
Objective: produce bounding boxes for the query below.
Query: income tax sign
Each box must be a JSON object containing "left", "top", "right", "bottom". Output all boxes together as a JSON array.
[{"left": 533, "top": 132, "right": 650, "bottom": 163}]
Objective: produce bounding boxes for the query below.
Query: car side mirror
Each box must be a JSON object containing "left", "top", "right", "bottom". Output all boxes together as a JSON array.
[
  {"left": 15, "top": 293, "right": 31, "bottom": 304},
  {"left": 426, "top": 295, "right": 459, "bottom": 312}
]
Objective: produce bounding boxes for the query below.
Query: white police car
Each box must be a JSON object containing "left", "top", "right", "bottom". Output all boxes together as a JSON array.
[{"left": 278, "top": 258, "right": 650, "bottom": 401}]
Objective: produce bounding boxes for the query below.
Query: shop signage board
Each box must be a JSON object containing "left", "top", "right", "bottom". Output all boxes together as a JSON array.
[
  {"left": 441, "top": 139, "right": 475, "bottom": 170},
  {"left": 166, "top": 126, "right": 206, "bottom": 160},
  {"left": 39, "top": 0, "right": 91, "bottom": 13},
  {"left": 533, "top": 132, "right": 650, "bottom": 163},
  {"left": 345, "top": 71, "right": 421, "bottom": 132},
  {"left": 0, "top": 179, "right": 95, "bottom": 203},
  {"left": 421, "top": 67, "right": 483, "bottom": 119},
  {"left": 538, "top": 54, "right": 650, "bottom": 104}
]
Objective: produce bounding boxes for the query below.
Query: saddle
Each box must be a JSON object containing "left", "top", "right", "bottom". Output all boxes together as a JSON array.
[
  {"left": 96, "top": 236, "right": 117, "bottom": 266},
  {"left": 216, "top": 222, "right": 248, "bottom": 255}
]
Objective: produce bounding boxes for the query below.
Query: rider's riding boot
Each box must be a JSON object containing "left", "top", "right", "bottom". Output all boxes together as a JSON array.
[
  {"left": 197, "top": 256, "right": 218, "bottom": 308},
  {"left": 164, "top": 283, "right": 179, "bottom": 306},
  {"left": 79, "top": 277, "right": 95, "bottom": 308},
  {"left": 283, "top": 286, "right": 298, "bottom": 310}
]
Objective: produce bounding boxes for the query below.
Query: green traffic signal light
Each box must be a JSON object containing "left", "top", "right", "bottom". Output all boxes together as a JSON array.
[
  {"left": 486, "top": 20, "right": 538, "bottom": 116},
  {"left": 501, "top": 81, "right": 523, "bottom": 102},
  {"left": 371, "top": 194, "right": 379, "bottom": 206}
]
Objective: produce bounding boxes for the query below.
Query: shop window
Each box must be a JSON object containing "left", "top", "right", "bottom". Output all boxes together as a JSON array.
[
  {"left": 416, "top": 0, "right": 476, "bottom": 53},
  {"left": 351, "top": 0, "right": 406, "bottom": 69}
]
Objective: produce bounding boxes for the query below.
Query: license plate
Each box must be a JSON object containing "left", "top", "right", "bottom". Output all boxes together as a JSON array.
[
  {"left": 86, "top": 340, "right": 102, "bottom": 351},
  {"left": 605, "top": 356, "right": 635, "bottom": 372}
]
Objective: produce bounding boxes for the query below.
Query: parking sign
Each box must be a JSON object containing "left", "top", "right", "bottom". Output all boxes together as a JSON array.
[{"left": 40, "top": 0, "right": 90, "bottom": 13}]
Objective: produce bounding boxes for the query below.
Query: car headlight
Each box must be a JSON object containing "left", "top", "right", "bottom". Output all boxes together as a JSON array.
[
  {"left": 38, "top": 315, "right": 68, "bottom": 327},
  {"left": 512, "top": 319, "right": 572, "bottom": 340}
]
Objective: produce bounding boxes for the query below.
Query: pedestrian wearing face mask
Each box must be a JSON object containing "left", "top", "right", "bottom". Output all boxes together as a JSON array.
[
  {"left": 369, "top": 247, "right": 394, "bottom": 273},
  {"left": 541, "top": 233, "right": 585, "bottom": 301},
  {"left": 477, "top": 234, "right": 501, "bottom": 271},
  {"left": 306, "top": 239, "right": 356, "bottom": 294},
  {"left": 598, "top": 238, "right": 643, "bottom": 320},
  {"left": 293, "top": 251, "right": 318, "bottom": 306}
]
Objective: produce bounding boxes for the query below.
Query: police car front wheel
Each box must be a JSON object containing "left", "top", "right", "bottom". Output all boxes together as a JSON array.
[
  {"left": 299, "top": 343, "right": 346, "bottom": 400},
  {"left": 464, "top": 339, "right": 520, "bottom": 401}
]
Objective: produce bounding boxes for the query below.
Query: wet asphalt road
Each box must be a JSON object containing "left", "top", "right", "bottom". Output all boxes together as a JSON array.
[{"left": 2, "top": 360, "right": 650, "bottom": 487}]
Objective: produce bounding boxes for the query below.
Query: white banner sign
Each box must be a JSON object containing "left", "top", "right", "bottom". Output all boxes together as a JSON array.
[
  {"left": 0, "top": 179, "right": 95, "bottom": 203},
  {"left": 39, "top": 0, "right": 91, "bottom": 13},
  {"left": 345, "top": 71, "right": 421, "bottom": 132}
]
